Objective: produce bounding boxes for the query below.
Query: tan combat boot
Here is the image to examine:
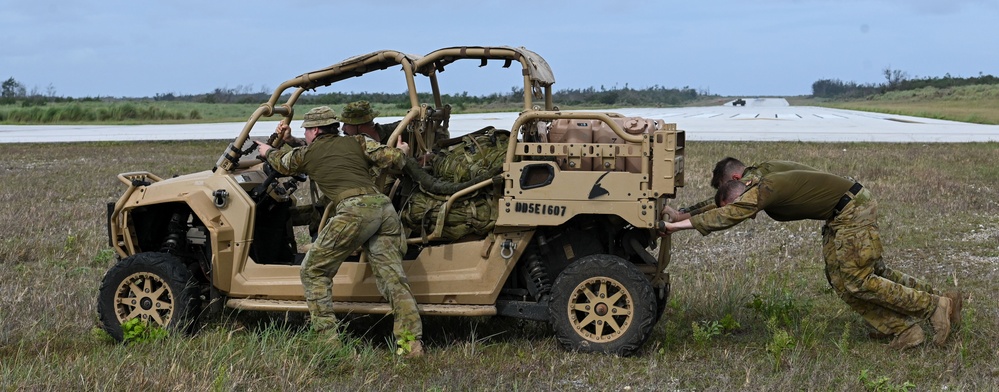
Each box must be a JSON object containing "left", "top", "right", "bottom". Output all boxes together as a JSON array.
[
  {"left": 405, "top": 340, "right": 425, "bottom": 359},
  {"left": 930, "top": 296, "right": 953, "bottom": 346},
  {"left": 943, "top": 290, "right": 963, "bottom": 329},
  {"left": 888, "top": 324, "right": 924, "bottom": 350}
]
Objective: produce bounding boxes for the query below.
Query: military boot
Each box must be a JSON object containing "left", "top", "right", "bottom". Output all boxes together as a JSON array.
[
  {"left": 943, "top": 290, "right": 963, "bottom": 329},
  {"left": 930, "top": 295, "right": 953, "bottom": 346},
  {"left": 320, "top": 330, "right": 344, "bottom": 351},
  {"left": 405, "top": 340, "right": 425, "bottom": 359},
  {"left": 310, "top": 315, "right": 341, "bottom": 334},
  {"left": 888, "top": 324, "right": 924, "bottom": 350}
]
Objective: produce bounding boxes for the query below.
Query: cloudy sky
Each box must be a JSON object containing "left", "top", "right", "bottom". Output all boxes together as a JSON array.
[{"left": 2, "top": 0, "right": 997, "bottom": 98}]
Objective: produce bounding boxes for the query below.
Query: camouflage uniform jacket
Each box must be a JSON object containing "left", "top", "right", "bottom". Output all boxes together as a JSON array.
[
  {"left": 682, "top": 160, "right": 819, "bottom": 216},
  {"left": 266, "top": 133, "right": 406, "bottom": 203},
  {"left": 689, "top": 169, "right": 854, "bottom": 235}
]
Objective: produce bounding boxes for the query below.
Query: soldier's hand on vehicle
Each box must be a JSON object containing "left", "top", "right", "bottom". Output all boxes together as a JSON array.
[
  {"left": 276, "top": 123, "right": 295, "bottom": 142},
  {"left": 657, "top": 219, "right": 693, "bottom": 236},
  {"left": 255, "top": 140, "right": 272, "bottom": 158},
  {"left": 396, "top": 140, "right": 411, "bottom": 156},
  {"left": 661, "top": 205, "right": 680, "bottom": 222}
]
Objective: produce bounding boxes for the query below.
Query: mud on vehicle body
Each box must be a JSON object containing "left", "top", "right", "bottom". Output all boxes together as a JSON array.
[{"left": 99, "top": 46, "right": 685, "bottom": 356}]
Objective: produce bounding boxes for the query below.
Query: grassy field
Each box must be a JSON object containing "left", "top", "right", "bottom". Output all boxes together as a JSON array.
[
  {"left": 0, "top": 101, "right": 419, "bottom": 125},
  {"left": 0, "top": 98, "right": 627, "bottom": 126},
  {"left": 789, "top": 84, "right": 999, "bottom": 125},
  {"left": 1, "top": 139, "right": 996, "bottom": 390}
]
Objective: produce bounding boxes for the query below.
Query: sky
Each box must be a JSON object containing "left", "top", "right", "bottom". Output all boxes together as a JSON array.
[{"left": 2, "top": 0, "right": 997, "bottom": 98}]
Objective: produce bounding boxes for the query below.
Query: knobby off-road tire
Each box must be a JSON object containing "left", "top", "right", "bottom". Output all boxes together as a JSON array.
[
  {"left": 97, "top": 252, "right": 198, "bottom": 342},
  {"left": 548, "top": 254, "right": 657, "bottom": 356}
]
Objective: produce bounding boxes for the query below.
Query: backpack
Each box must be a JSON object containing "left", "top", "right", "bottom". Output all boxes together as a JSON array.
[{"left": 400, "top": 127, "right": 509, "bottom": 240}]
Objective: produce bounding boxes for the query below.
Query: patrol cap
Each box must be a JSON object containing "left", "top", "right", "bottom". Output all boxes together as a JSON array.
[
  {"left": 340, "top": 101, "right": 379, "bottom": 125},
  {"left": 301, "top": 106, "right": 339, "bottom": 128}
]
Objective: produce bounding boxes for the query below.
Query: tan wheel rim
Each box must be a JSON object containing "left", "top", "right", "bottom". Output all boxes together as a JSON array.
[
  {"left": 566, "top": 276, "right": 633, "bottom": 343},
  {"left": 113, "top": 272, "right": 176, "bottom": 326}
]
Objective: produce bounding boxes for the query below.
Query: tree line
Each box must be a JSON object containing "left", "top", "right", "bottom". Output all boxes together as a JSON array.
[
  {"left": 811, "top": 67, "right": 999, "bottom": 99},
  {"left": 3, "top": 76, "right": 706, "bottom": 109},
  {"left": 6, "top": 68, "right": 999, "bottom": 109},
  {"left": 295, "top": 84, "right": 704, "bottom": 109}
]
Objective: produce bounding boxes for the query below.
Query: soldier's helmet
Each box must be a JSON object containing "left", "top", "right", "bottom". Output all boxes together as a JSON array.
[
  {"left": 301, "top": 106, "right": 339, "bottom": 128},
  {"left": 340, "top": 101, "right": 379, "bottom": 125}
]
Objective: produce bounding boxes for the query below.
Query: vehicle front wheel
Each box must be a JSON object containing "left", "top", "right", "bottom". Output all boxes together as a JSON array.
[
  {"left": 548, "top": 254, "right": 657, "bottom": 356},
  {"left": 97, "top": 252, "right": 197, "bottom": 342}
]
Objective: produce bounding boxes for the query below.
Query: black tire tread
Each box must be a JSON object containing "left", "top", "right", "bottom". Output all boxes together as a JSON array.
[
  {"left": 548, "top": 254, "right": 657, "bottom": 356},
  {"left": 96, "top": 252, "right": 197, "bottom": 342}
]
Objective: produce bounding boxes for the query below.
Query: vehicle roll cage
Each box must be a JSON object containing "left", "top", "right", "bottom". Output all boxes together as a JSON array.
[{"left": 214, "top": 45, "right": 641, "bottom": 187}]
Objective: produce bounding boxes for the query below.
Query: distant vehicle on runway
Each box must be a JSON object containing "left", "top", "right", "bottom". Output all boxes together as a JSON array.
[{"left": 732, "top": 99, "right": 746, "bottom": 106}]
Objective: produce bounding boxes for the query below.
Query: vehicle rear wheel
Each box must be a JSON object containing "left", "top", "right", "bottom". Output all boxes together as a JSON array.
[
  {"left": 97, "top": 252, "right": 197, "bottom": 342},
  {"left": 548, "top": 254, "right": 657, "bottom": 356}
]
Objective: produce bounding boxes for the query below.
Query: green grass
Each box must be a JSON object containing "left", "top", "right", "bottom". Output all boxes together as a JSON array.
[
  {"left": 0, "top": 101, "right": 256, "bottom": 124},
  {"left": 1, "top": 140, "right": 997, "bottom": 389},
  {"left": 0, "top": 100, "right": 497, "bottom": 125},
  {"left": 789, "top": 84, "right": 999, "bottom": 125}
]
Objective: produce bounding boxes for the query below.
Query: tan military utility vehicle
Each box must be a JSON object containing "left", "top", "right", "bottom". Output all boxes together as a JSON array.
[{"left": 98, "top": 46, "right": 685, "bottom": 356}]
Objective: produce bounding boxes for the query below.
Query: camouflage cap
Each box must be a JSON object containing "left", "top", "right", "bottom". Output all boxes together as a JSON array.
[
  {"left": 340, "top": 101, "right": 379, "bottom": 125},
  {"left": 301, "top": 106, "right": 339, "bottom": 128}
]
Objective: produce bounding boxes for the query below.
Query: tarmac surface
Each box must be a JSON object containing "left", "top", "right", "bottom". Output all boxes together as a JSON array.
[{"left": 2, "top": 98, "right": 997, "bottom": 143}]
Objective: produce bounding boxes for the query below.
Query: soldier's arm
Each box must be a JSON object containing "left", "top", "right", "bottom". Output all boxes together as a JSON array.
[
  {"left": 661, "top": 218, "right": 694, "bottom": 235},
  {"left": 685, "top": 199, "right": 719, "bottom": 218},
  {"left": 681, "top": 197, "right": 714, "bottom": 214},
  {"left": 264, "top": 145, "right": 307, "bottom": 175},
  {"left": 688, "top": 187, "right": 761, "bottom": 236},
  {"left": 664, "top": 197, "right": 716, "bottom": 222},
  {"left": 358, "top": 135, "right": 407, "bottom": 171}
]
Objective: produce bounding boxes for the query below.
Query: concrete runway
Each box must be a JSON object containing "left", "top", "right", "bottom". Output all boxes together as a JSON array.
[{"left": 2, "top": 98, "right": 997, "bottom": 143}]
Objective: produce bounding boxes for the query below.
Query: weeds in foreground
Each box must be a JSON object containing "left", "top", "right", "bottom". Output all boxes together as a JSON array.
[
  {"left": 92, "top": 249, "right": 116, "bottom": 266},
  {"left": 764, "top": 317, "right": 796, "bottom": 372},
  {"left": 835, "top": 321, "right": 852, "bottom": 354},
  {"left": 120, "top": 318, "right": 169, "bottom": 344},
  {"left": 958, "top": 302, "right": 977, "bottom": 363},
  {"left": 745, "top": 287, "right": 811, "bottom": 329},
  {"left": 859, "top": 369, "right": 916, "bottom": 392},
  {"left": 395, "top": 330, "right": 418, "bottom": 356},
  {"left": 691, "top": 314, "right": 741, "bottom": 347},
  {"left": 691, "top": 321, "right": 722, "bottom": 347}
]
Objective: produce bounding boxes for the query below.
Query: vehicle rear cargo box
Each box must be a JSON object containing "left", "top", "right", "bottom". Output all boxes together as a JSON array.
[
  {"left": 548, "top": 118, "right": 593, "bottom": 171},
  {"left": 548, "top": 117, "right": 657, "bottom": 173}
]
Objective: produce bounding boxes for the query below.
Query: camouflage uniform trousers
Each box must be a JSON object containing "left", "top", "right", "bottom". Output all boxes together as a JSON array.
[
  {"left": 300, "top": 193, "right": 423, "bottom": 340},
  {"left": 821, "top": 188, "right": 940, "bottom": 335}
]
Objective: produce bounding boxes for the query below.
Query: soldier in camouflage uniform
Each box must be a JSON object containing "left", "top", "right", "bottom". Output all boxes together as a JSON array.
[
  {"left": 256, "top": 106, "right": 424, "bottom": 357},
  {"left": 666, "top": 157, "right": 818, "bottom": 222},
  {"left": 280, "top": 102, "right": 401, "bottom": 236},
  {"left": 340, "top": 100, "right": 401, "bottom": 144},
  {"left": 660, "top": 168, "right": 962, "bottom": 350},
  {"left": 341, "top": 100, "right": 407, "bottom": 192}
]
